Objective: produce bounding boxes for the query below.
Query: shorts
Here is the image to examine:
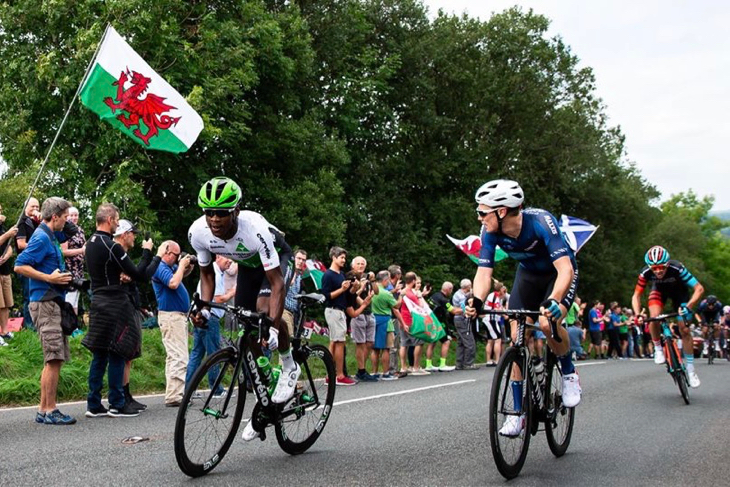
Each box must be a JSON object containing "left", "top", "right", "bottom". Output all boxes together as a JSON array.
[
  {"left": 481, "top": 317, "right": 503, "bottom": 340},
  {"left": 619, "top": 332, "right": 629, "bottom": 341},
  {"left": 508, "top": 265, "right": 578, "bottom": 319},
  {"left": 386, "top": 331, "right": 396, "bottom": 349},
  {"left": 30, "top": 301, "right": 70, "bottom": 363},
  {"left": 324, "top": 308, "right": 347, "bottom": 342},
  {"left": 399, "top": 323, "right": 423, "bottom": 348},
  {"left": 533, "top": 330, "right": 546, "bottom": 340},
  {"left": 235, "top": 229, "right": 292, "bottom": 305},
  {"left": 282, "top": 309, "right": 296, "bottom": 337},
  {"left": 256, "top": 229, "right": 292, "bottom": 298},
  {"left": 373, "top": 314, "right": 390, "bottom": 350},
  {"left": 0, "top": 274, "right": 13, "bottom": 308},
  {"left": 590, "top": 330, "right": 602, "bottom": 346},
  {"left": 647, "top": 285, "right": 689, "bottom": 310},
  {"left": 351, "top": 313, "right": 376, "bottom": 344}
]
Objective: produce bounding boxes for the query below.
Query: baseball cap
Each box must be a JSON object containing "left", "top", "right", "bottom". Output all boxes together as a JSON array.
[{"left": 113, "top": 219, "right": 140, "bottom": 237}]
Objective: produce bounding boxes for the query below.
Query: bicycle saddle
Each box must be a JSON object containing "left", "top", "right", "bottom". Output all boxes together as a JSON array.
[{"left": 296, "top": 293, "right": 326, "bottom": 305}]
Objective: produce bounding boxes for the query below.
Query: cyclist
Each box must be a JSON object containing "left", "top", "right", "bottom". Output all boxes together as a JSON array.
[
  {"left": 465, "top": 179, "right": 581, "bottom": 437},
  {"left": 188, "top": 177, "right": 294, "bottom": 440},
  {"left": 631, "top": 245, "right": 704, "bottom": 387},
  {"left": 695, "top": 295, "right": 723, "bottom": 358}
]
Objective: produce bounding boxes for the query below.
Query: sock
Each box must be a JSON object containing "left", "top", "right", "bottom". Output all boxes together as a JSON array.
[
  {"left": 653, "top": 340, "right": 662, "bottom": 351},
  {"left": 684, "top": 353, "right": 694, "bottom": 373},
  {"left": 559, "top": 354, "right": 575, "bottom": 375},
  {"left": 425, "top": 359, "right": 433, "bottom": 369},
  {"left": 439, "top": 357, "right": 447, "bottom": 367},
  {"left": 715, "top": 340, "right": 721, "bottom": 349},
  {"left": 511, "top": 381, "right": 524, "bottom": 412},
  {"left": 280, "top": 349, "right": 295, "bottom": 371}
]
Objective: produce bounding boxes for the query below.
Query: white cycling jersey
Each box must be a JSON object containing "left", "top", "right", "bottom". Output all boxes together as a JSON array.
[{"left": 188, "top": 211, "right": 281, "bottom": 270}]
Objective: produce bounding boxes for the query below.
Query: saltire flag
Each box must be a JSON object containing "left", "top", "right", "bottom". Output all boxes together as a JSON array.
[
  {"left": 303, "top": 259, "right": 327, "bottom": 289},
  {"left": 446, "top": 234, "right": 508, "bottom": 263},
  {"left": 402, "top": 296, "right": 446, "bottom": 343},
  {"left": 559, "top": 215, "right": 598, "bottom": 253},
  {"left": 79, "top": 25, "right": 204, "bottom": 153}
]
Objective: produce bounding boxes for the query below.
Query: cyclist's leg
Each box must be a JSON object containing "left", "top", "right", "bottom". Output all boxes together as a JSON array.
[
  {"left": 257, "top": 239, "right": 292, "bottom": 351},
  {"left": 235, "top": 264, "right": 267, "bottom": 357}
]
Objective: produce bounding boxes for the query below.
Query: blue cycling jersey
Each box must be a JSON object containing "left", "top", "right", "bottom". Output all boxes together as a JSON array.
[
  {"left": 697, "top": 299, "right": 723, "bottom": 323},
  {"left": 478, "top": 208, "right": 576, "bottom": 274}
]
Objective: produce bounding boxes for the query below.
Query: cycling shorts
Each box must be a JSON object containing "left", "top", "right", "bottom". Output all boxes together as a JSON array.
[
  {"left": 647, "top": 286, "right": 689, "bottom": 310},
  {"left": 235, "top": 231, "right": 292, "bottom": 308},
  {"left": 507, "top": 265, "right": 578, "bottom": 320}
]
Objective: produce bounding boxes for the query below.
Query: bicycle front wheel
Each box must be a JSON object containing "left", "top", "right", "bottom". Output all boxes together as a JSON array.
[
  {"left": 544, "top": 354, "right": 575, "bottom": 457},
  {"left": 275, "top": 344, "right": 336, "bottom": 455},
  {"left": 667, "top": 342, "right": 690, "bottom": 405},
  {"left": 489, "top": 347, "right": 532, "bottom": 480},
  {"left": 174, "top": 348, "right": 246, "bottom": 477}
]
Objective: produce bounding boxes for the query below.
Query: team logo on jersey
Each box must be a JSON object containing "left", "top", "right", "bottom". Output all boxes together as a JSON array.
[
  {"left": 236, "top": 243, "right": 249, "bottom": 253},
  {"left": 544, "top": 215, "right": 558, "bottom": 235},
  {"left": 256, "top": 233, "right": 271, "bottom": 259}
]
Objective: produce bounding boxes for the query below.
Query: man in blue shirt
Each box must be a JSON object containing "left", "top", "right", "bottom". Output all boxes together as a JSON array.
[
  {"left": 152, "top": 240, "right": 194, "bottom": 406},
  {"left": 283, "top": 249, "right": 307, "bottom": 336},
  {"left": 14, "top": 197, "right": 76, "bottom": 425},
  {"left": 320, "top": 246, "right": 354, "bottom": 386},
  {"left": 587, "top": 301, "right": 606, "bottom": 359}
]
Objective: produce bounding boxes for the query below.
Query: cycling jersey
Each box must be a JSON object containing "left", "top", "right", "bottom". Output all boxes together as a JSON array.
[
  {"left": 696, "top": 299, "right": 723, "bottom": 324},
  {"left": 635, "top": 260, "right": 697, "bottom": 309},
  {"left": 478, "top": 208, "right": 576, "bottom": 274}
]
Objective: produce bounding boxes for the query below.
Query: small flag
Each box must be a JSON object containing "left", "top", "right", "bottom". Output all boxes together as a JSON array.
[
  {"left": 402, "top": 296, "right": 446, "bottom": 343},
  {"left": 447, "top": 234, "right": 508, "bottom": 264},
  {"left": 559, "top": 215, "right": 598, "bottom": 253},
  {"left": 303, "top": 259, "right": 327, "bottom": 289},
  {"left": 79, "top": 26, "right": 203, "bottom": 153}
]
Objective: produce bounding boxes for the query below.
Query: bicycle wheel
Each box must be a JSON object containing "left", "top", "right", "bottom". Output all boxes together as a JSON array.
[
  {"left": 489, "top": 347, "right": 532, "bottom": 480},
  {"left": 175, "top": 348, "right": 246, "bottom": 477},
  {"left": 275, "top": 344, "right": 336, "bottom": 455},
  {"left": 667, "top": 342, "right": 690, "bottom": 405},
  {"left": 544, "top": 354, "right": 575, "bottom": 457},
  {"left": 708, "top": 342, "right": 714, "bottom": 365}
]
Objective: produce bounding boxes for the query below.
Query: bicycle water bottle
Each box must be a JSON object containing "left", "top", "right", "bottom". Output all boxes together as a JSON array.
[
  {"left": 257, "top": 356, "right": 272, "bottom": 385},
  {"left": 270, "top": 366, "right": 282, "bottom": 395}
]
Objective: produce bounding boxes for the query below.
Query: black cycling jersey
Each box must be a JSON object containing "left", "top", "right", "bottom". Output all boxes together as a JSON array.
[
  {"left": 85, "top": 231, "right": 161, "bottom": 291},
  {"left": 696, "top": 299, "right": 723, "bottom": 324}
]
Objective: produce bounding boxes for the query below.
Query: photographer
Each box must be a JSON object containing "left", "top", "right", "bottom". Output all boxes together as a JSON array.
[
  {"left": 14, "top": 197, "right": 77, "bottom": 425},
  {"left": 82, "top": 205, "right": 163, "bottom": 418}
]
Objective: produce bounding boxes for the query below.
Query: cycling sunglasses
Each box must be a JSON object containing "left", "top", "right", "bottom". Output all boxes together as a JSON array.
[
  {"left": 650, "top": 264, "right": 668, "bottom": 272},
  {"left": 203, "top": 209, "right": 235, "bottom": 218},
  {"left": 476, "top": 208, "right": 499, "bottom": 218}
]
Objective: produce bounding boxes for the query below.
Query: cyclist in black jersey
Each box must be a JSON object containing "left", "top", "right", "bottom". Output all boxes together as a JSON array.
[{"left": 695, "top": 295, "right": 723, "bottom": 358}]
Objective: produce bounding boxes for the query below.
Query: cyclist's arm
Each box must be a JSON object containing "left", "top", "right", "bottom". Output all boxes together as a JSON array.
[
  {"left": 547, "top": 256, "right": 573, "bottom": 302},
  {"left": 686, "top": 281, "right": 704, "bottom": 310},
  {"left": 472, "top": 266, "right": 493, "bottom": 302},
  {"left": 631, "top": 274, "right": 646, "bottom": 316},
  {"left": 199, "top": 263, "right": 216, "bottom": 304}
]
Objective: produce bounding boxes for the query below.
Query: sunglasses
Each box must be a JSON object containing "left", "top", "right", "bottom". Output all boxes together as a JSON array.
[
  {"left": 203, "top": 209, "right": 235, "bottom": 218},
  {"left": 650, "top": 264, "right": 668, "bottom": 272},
  {"left": 476, "top": 208, "right": 499, "bottom": 218}
]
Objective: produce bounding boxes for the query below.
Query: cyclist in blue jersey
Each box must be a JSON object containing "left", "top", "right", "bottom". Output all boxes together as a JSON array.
[
  {"left": 631, "top": 245, "right": 704, "bottom": 387},
  {"left": 465, "top": 179, "right": 581, "bottom": 437},
  {"left": 695, "top": 295, "right": 723, "bottom": 358}
]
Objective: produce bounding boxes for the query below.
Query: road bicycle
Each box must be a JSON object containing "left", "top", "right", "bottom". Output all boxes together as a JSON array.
[
  {"left": 486, "top": 310, "right": 575, "bottom": 480},
  {"left": 645, "top": 313, "right": 689, "bottom": 405},
  {"left": 174, "top": 292, "right": 335, "bottom": 477}
]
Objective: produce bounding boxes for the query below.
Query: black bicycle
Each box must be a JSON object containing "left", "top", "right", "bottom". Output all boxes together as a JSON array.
[
  {"left": 174, "top": 293, "right": 336, "bottom": 477},
  {"left": 486, "top": 310, "right": 575, "bottom": 480},
  {"left": 645, "top": 313, "right": 689, "bottom": 405},
  {"left": 703, "top": 321, "right": 720, "bottom": 365}
]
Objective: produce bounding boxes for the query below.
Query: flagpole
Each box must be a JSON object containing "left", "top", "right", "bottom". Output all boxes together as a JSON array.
[{"left": 17, "top": 23, "right": 112, "bottom": 225}]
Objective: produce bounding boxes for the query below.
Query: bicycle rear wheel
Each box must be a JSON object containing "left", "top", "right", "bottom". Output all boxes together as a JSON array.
[
  {"left": 544, "top": 353, "right": 575, "bottom": 457},
  {"left": 667, "top": 342, "right": 690, "bottom": 405},
  {"left": 175, "top": 348, "right": 246, "bottom": 477},
  {"left": 708, "top": 342, "right": 714, "bottom": 365},
  {"left": 275, "top": 344, "right": 336, "bottom": 455},
  {"left": 489, "top": 347, "right": 532, "bottom": 480}
]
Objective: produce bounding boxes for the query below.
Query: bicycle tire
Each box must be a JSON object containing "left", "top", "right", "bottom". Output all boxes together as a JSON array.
[
  {"left": 544, "top": 353, "right": 575, "bottom": 457},
  {"left": 275, "top": 344, "right": 336, "bottom": 455},
  {"left": 175, "top": 348, "right": 246, "bottom": 477},
  {"left": 489, "top": 347, "right": 532, "bottom": 480},
  {"left": 708, "top": 342, "right": 714, "bottom": 365},
  {"left": 668, "top": 342, "right": 690, "bottom": 405}
]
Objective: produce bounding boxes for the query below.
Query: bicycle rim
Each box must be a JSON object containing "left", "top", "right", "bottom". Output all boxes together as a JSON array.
[
  {"left": 669, "top": 343, "right": 690, "bottom": 405},
  {"left": 489, "top": 347, "right": 531, "bottom": 480},
  {"left": 544, "top": 357, "right": 575, "bottom": 457},
  {"left": 275, "top": 344, "right": 336, "bottom": 455},
  {"left": 175, "top": 349, "right": 245, "bottom": 477}
]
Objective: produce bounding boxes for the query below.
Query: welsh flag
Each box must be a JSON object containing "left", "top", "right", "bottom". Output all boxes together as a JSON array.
[
  {"left": 302, "top": 259, "right": 327, "bottom": 290},
  {"left": 402, "top": 296, "right": 446, "bottom": 343},
  {"left": 79, "top": 25, "right": 204, "bottom": 153},
  {"left": 447, "top": 234, "right": 508, "bottom": 264}
]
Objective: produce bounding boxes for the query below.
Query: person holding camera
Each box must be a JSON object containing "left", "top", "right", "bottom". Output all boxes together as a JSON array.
[
  {"left": 83, "top": 205, "right": 163, "bottom": 418},
  {"left": 14, "top": 197, "right": 77, "bottom": 425},
  {"left": 15, "top": 197, "right": 41, "bottom": 330},
  {"left": 152, "top": 240, "right": 194, "bottom": 407}
]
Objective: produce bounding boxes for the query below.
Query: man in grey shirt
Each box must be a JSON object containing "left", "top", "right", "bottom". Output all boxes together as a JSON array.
[{"left": 453, "top": 279, "right": 477, "bottom": 369}]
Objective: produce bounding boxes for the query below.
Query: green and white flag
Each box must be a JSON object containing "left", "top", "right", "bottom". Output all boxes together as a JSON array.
[
  {"left": 303, "top": 259, "right": 327, "bottom": 290},
  {"left": 79, "top": 25, "right": 203, "bottom": 153},
  {"left": 402, "top": 295, "right": 446, "bottom": 343}
]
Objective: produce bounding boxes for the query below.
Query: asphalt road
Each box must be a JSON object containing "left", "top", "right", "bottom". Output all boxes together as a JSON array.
[{"left": 1, "top": 358, "right": 729, "bottom": 486}]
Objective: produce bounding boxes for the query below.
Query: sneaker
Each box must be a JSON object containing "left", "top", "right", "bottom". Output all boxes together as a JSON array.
[
  {"left": 396, "top": 370, "right": 408, "bottom": 379},
  {"left": 462, "top": 364, "right": 479, "bottom": 370},
  {"left": 499, "top": 414, "right": 525, "bottom": 437},
  {"left": 562, "top": 372, "right": 582, "bottom": 408},
  {"left": 128, "top": 397, "right": 147, "bottom": 411},
  {"left": 424, "top": 365, "right": 439, "bottom": 372},
  {"left": 355, "top": 371, "right": 378, "bottom": 382},
  {"left": 688, "top": 371, "right": 701, "bottom": 388},
  {"left": 272, "top": 364, "right": 302, "bottom": 403},
  {"left": 438, "top": 364, "right": 456, "bottom": 372},
  {"left": 85, "top": 405, "right": 109, "bottom": 418},
  {"left": 410, "top": 368, "right": 431, "bottom": 376},
  {"left": 2, "top": 331, "right": 13, "bottom": 339},
  {"left": 43, "top": 409, "right": 77, "bottom": 425},
  {"left": 335, "top": 376, "right": 357, "bottom": 386},
  {"left": 241, "top": 420, "right": 260, "bottom": 441},
  {"left": 35, "top": 412, "right": 46, "bottom": 423},
  {"left": 108, "top": 404, "right": 140, "bottom": 418},
  {"left": 380, "top": 373, "right": 398, "bottom": 381},
  {"left": 654, "top": 347, "right": 666, "bottom": 365},
  {"left": 212, "top": 389, "right": 235, "bottom": 399},
  {"left": 0, "top": 336, "right": 6, "bottom": 346}
]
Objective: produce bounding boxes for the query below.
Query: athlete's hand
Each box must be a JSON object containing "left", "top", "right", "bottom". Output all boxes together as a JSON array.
[
  {"left": 265, "top": 327, "right": 279, "bottom": 351},
  {"left": 191, "top": 308, "right": 210, "bottom": 328},
  {"left": 678, "top": 303, "right": 693, "bottom": 322},
  {"left": 540, "top": 299, "right": 562, "bottom": 321}
]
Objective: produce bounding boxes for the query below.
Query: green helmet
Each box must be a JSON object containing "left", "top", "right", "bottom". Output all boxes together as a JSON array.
[{"left": 198, "top": 177, "right": 242, "bottom": 209}]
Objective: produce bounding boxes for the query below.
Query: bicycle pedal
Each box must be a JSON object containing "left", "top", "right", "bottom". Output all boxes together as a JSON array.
[{"left": 259, "top": 430, "right": 267, "bottom": 442}]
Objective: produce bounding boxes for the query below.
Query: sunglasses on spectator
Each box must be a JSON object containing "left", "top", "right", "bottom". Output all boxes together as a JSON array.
[
  {"left": 203, "top": 209, "right": 235, "bottom": 218},
  {"left": 476, "top": 208, "right": 499, "bottom": 218}
]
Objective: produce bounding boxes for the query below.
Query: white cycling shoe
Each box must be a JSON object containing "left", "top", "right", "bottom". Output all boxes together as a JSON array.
[
  {"left": 241, "top": 420, "right": 260, "bottom": 441},
  {"left": 654, "top": 347, "right": 666, "bottom": 365},
  {"left": 271, "top": 363, "right": 301, "bottom": 404},
  {"left": 499, "top": 414, "right": 526, "bottom": 437},
  {"left": 688, "top": 371, "right": 701, "bottom": 388},
  {"left": 562, "top": 372, "right": 582, "bottom": 408}
]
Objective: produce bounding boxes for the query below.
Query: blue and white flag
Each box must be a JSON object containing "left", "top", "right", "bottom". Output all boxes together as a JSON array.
[{"left": 559, "top": 215, "right": 598, "bottom": 253}]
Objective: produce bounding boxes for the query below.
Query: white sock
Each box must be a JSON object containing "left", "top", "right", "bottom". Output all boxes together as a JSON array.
[
  {"left": 686, "top": 362, "right": 695, "bottom": 374},
  {"left": 280, "top": 349, "right": 295, "bottom": 371},
  {"left": 715, "top": 340, "right": 721, "bottom": 349},
  {"left": 653, "top": 340, "right": 662, "bottom": 350}
]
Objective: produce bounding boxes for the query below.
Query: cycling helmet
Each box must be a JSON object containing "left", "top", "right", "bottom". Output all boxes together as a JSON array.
[
  {"left": 198, "top": 177, "right": 241, "bottom": 209},
  {"left": 475, "top": 179, "right": 524, "bottom": 208},
  {"left": 724, "top": 305, "right": 730, "bottom": 314},
  {"left": 706, "top": 295, "right": 718, "bottom": 306},
  {"left": 644, "top": 245, "right": 670, "bottom": 266}
]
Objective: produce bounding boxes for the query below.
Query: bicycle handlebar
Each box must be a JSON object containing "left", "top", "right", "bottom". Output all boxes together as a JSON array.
[
  {"left": 479, "top": 309, "right": 562, "bottom": 343},
  {"left": 189, "top": 293, "right": 271, "bottom": 337},
  {"left": 644, "top": 313, "right": 679, "bottom": 323}
]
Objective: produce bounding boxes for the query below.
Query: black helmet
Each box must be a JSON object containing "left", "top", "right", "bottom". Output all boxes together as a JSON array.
[{"left": 706, "top": 295, "right": 718, "bottom": 306}]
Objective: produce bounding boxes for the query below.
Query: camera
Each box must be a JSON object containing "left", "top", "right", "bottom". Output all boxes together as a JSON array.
[
  {"left": 179, "top": 252, "right": 198, "bottom": 265},
  {"left": 67, "top": 278, "right": 91, "bottom": 292}
]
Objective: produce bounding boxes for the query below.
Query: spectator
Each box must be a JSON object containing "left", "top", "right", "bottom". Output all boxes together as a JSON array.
[
  {"left": 0, "top": 203, "right": 18, "bottom": 346},
  {"left": 398, "top": 272, "right": 429, "bottom": 375},
  {"left": 152, "top": 240, "right": 194, "bottom": 406},
  {"left": 350, "top": 256, "right": 378, "bottom": 382},
  {"left": 320, "top": 246, "right": 354, "bottom": 386},
  {"left": 425, "top": 281, "right": 459, "bottom": 372},
  {"left": 15, "top": 196, "right": 41, "bottom": 330},
  {"left": 186, "top": 255, "right": 235, "bottom": 396},
  {"left": 60, "top": 206, "right": 86, "bottom": 315},
  {"left": 283, "top": 249, "right": 307, "bottom": 337},
  {"left": 587, "top": 301, "right": 606, "bottom": 359},
  {"left": 370, "top": 270, "right": 402, "bottom": 380},
  {"left": 606, "top": 302, "right": 622, "bottom": 359},
  {"left": 627, "top": 310, "right": 642, "bottom": 358},
  {"left": 14, "top": 197, "right": 76, "bottom": 425},
  {"left": 483, "top": 282, "right": 507, "bottom": 366},
  {"left": 566, "top": 297, "right": 586, "bottom": 360},
  {"left": 386, "top": 264, "right": 403, "bottom": 374},
  {"left": 453, "top": 278, "right": 477, "bottom": 369},
  {"left": 84, "top": 210, "right": 162, "bottom": 418}
]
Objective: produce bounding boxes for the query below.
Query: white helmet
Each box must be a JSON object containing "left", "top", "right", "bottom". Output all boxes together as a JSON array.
[
  {"left": 724, "top": 305, "right": 730, "bottom": 315},
  {"left": 475, "top": 179, "right": 524, "bottom": 208}
]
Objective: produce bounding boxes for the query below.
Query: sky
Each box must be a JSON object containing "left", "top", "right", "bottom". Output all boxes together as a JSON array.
[{"left": 423, "top": 0, "right": 730, "bottom": 210}]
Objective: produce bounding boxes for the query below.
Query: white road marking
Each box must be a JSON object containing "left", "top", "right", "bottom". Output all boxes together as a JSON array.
[
  {"left": 575, "top": 361, "right": 605, "bottom": 367},
  {"left": 331, "top": 379, "right": 477, "bottom": 407}
]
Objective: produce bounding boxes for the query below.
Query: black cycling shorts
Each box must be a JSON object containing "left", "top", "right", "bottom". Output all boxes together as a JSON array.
[
  {"left": 647, "top": 285, "right": 689, "bottom": 310},
  {"left": 235, "top": 230, "right": 292, "bottom": 309},
  {"left": 507, "top": 265, "right": 578, "bottom": 319}
]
